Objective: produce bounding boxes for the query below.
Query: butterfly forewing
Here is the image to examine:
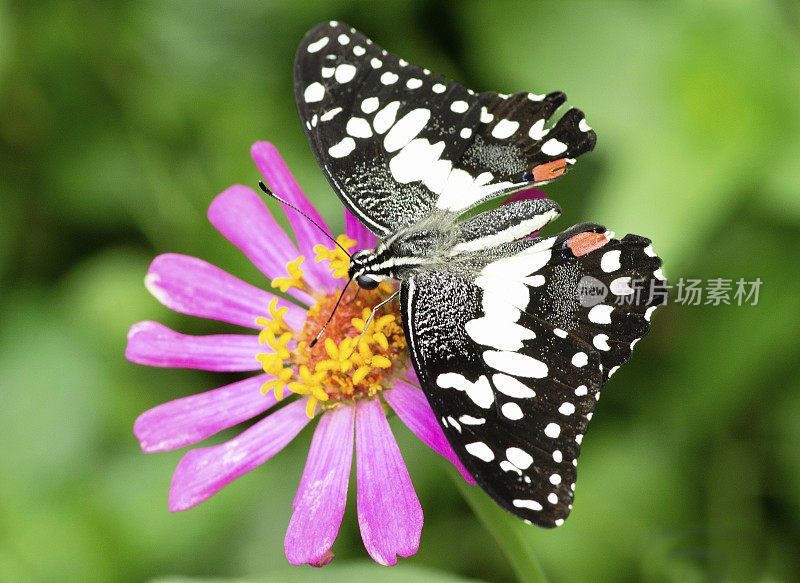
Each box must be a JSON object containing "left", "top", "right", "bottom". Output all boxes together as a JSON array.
[
  {"left": 400, "top": 227, "right": 664, "bottom": 525},
  {"left": 295, "top": 21, "right": 597, "bottom": 236}
]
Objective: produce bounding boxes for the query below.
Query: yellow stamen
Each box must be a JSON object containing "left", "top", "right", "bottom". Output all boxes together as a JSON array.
[
  {"left": 271, "top": 257, "right": 307, "bottom": 293},
  {"left": 314, "top": 234, "right": 357, "bottom": 279},
  {"left": 255, "top": 236, "right": 408, "bottom": 419}
]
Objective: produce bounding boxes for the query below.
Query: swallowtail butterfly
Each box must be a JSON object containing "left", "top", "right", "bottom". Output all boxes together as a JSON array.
[{"left": 294, "top": 21, "right": 665, "bottom": 527}]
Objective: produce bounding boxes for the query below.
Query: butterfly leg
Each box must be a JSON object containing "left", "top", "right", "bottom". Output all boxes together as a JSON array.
[{"left": 359, "top": 289, "right": 400, "bottom": 342}]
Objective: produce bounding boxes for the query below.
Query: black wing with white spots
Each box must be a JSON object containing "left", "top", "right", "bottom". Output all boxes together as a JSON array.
[
  {"left": 294, "top": 21, "right": 597, "bottom": 236},
  {"left": 400, "top": 226, "right": 665, "bottom": 526}
]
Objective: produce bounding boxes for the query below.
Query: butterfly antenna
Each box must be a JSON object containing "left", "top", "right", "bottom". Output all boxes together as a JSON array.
[
  {"left": 258, "top": 181, "right": 351, "bottom": 258},
  {"left": 309, "top": 277, "right": 354, "bottom": 348}
]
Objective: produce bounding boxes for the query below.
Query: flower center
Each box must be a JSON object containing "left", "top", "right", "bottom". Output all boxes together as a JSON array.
[{"left": 256, "top": 235, "right": 407, "bottom": 418}]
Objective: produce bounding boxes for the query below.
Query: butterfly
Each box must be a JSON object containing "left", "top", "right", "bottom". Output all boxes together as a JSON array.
[{"left": 293, "top": 21, "right": 665, "bottom": 527}]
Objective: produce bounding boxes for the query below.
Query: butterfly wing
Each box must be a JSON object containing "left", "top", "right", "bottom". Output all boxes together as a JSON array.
[
  {"left": 400, "top": 226, "right": 665, "bottom": 526},
  {"left": 295, "top": 21, "right": 597, "bottom": 236}
]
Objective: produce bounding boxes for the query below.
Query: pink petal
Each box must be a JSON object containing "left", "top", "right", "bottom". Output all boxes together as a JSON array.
[
  {"left": 125, "top": 321, "right": 262, "bottom": 371},
  {"left": 134, "top": 374, "right": 277, "bottom": 453},
  {"left": 345, "top": 209, "right": 377, "bottom": 251},
  {"left": 146, "top": 254, "right": 305, "bottom": 331},
  {"left": 503, "top": 188, "right": 550, "bottom": 239},
  {"left": 208, "top": 184, "right": 314, "bottom": 306},
  {"left": 355, "top": 399, "right": 422, "bottom": 566},
  {"left": 385, "top": 379, "right": 476, "bottom": 485},
  {"left": 504, "top": 187, "right": 549, "bottom": 203},
  {"left": 250, "top": 141, "right": 336, "bottom": 292},
  {"left": 285, "top": 405, "right": 355, "bottom": 566},
  {"left": 168, "top": 397, "right": 311, "bottom": 511}
]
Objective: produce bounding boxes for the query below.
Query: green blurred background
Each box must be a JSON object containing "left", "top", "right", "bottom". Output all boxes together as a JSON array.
[{"left": 2, "top": 1, "right": 799, "bottom": 581}]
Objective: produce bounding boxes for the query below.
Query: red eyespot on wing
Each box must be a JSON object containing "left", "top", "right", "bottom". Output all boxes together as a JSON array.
[
  {"left": 566, "top": 231, "right": 612, "bottom": 257},
  {"left": 532, "top": 158, "right": 569, "bottom": 182}
]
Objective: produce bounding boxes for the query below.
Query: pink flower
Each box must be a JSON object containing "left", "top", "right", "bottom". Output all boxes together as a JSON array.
[{"left": 126, "top": 141, "right": 474, "bottom": 567}]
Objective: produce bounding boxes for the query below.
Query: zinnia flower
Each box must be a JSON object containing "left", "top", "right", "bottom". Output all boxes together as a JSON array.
[{"left": 126, "top": 141, "right": 475, "bottom": 567}]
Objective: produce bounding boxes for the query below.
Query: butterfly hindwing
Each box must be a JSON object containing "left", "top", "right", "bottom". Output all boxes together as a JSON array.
[
  {"left": 400, "top": 226, "right": 664, "bottom": 525},
  {"left": 294, "top": 21, "right": 597, "bottom": 235}
]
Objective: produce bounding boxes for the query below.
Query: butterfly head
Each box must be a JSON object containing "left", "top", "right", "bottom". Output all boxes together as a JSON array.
[{"left": 349, "top": 249, "right": 385, "bottom": 290}]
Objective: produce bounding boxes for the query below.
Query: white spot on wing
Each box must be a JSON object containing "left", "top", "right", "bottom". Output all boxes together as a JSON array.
[
  {"left": 460, "top": 127, "right": 472, "bottom": 139},
  {"left": 465, "top": 441, "right": 494, "bottom": 462},
  {"left": 328, "top": 137, "right": 356, "bottom": 158},
  {"left": 559, "top": 402, "right": 576, "bottom": 415},
  {"left": 450, "top": 100, "right": 469, "bottom": 113},
  {"left": 320, "top": 107, "right": 342, "bottom": 121},
  {"left": 384, "top": 108, "right": 431, "bottom": 152},
  {"left": 528, "top": 119, "right": 549, "bottom": 140},
  {"left": 380, "top": 71, "right": 399, "bottom": 85},
  {"left": 610, "top": 277, "right": 634, "bottom": 296},
  {"left": 506, "top": 447, "right": 533, "bottom": 469},
  {"left": 492, "top": 373, "right": 536, "bottom": 399},
  {"left": 541, "top": 138, "right": 568, "bottom": 156},
  {"left": 389, "top": 138, "right": 446, "bottom": 184},
  {"left": 579, "top": 118, "right": 592, "bottom": 132},
  {"left": 371, "top": 57, "right": 382, "bottom": 69},
  {"left": 436, "top": 372, "right": 494, "bottom": 409},
  {"left": 500, "top": 461, "right": 522, "bottom": 475},
  {"left": 501, "top": 402, "right": 524, "bottom": 420},
  {"left": 544, "top": 423, "right": 561, "bottom": 438},
  {"left": 361, "top": 97, "right": 379, "bottom": 114},
  {"left": 491, "top": 119, "right": 520, "bottom": 139},
  {"left": 353, "top": 45, "right": 366, "bottom": 56},
  {"left": 432, "top": 83, "right": 446, "bottom": 93},
  {"left": 373, "top": 101, "right": 400, "bottom": 134},
  {"left": 465, "top": 315, "right": 535, "bottom": 351},
  {"left": 571, "top": 352, "right": 588, "bottom": 367},
  {"left": 593, "top": 334, "right": 611, "bottom": 351},
  {"left": 406, "top": 78, "right": 423, "bottom": 89},
  {"left": 601, "top": 250, "right": 622, "bottom": 272},
  {"left": 307, "top": 37, "right": 329, "bottom": 53},
  {"left": 513, "top": 499, "right": 543, "bottom": 511},
  {"left": 588, "top": 304, "right": 613, "bottom": 324},
  {"left": 459, "top": 415, "right": 486, "bottom": 425},
  {"left": 303, "top": 82, "right": 325, "bottom": 103},
  {"left": 334, "top": 63, "right": 357, "bottom": 83},
  {"left": 480, "top": 107, "right": 494, "bottom": 123},
  {"left": 346, "top": 117, "right": 372, "bottom": 139},
  {"left": 483, "top": 350, "right": 548, "bottom": 378}
]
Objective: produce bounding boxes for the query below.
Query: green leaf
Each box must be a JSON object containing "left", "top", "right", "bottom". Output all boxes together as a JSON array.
[{"left": 452, "top": 473, "right": 549, "bottom": 583}]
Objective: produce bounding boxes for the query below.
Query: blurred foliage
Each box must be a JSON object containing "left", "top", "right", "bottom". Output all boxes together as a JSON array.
[{"left": 1, "top": 1, "right": 799, "bottom": 582}]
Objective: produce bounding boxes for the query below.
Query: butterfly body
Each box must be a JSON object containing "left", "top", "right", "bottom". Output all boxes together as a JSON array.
[{"left": 295, "top": 21, "right": 665, "bottom": 527}]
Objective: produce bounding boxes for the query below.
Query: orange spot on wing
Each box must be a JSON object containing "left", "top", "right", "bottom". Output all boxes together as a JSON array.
[
  {"left": 532, "top": 158, "right": 568, "bottom": 182},
  {"left": 567, "top": 231, "right": 611, "bottom": 257}
]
